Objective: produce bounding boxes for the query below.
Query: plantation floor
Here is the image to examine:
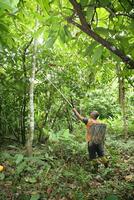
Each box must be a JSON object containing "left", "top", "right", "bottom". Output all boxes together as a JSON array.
[{"left": 0, "top": 136, "right": 134, "bottom": 200}]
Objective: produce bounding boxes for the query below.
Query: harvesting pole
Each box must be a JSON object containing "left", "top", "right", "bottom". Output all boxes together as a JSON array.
[{"left": 45, "top": 76, "right": 73, "bottom": 108}]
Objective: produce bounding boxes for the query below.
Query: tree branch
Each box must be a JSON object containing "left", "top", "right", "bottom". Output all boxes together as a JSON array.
[
  {"left": 68, "top": 0, "right": 134, "bottom": 69},
  {"left": 115, "top": 12, "right": 134, "bottom": 19}
]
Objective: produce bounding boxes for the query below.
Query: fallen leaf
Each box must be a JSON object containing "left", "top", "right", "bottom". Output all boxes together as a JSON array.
[
  {"left": 124, "top": 174, "right": 133, "bottom": 182},
  {"left": 68, "top": 183, "right": 76, "bottom": 189},
  {"left": 47, "top": 187, "right": 52, "bottom": 195},
  {"left": 124, "top": 160, "right": 129, "bottom": 163},
  {"left": 89, "top": 180, "right": 101, "bottom": 188},
  {"left": 4, "top": 181, "right": 12, "bottom": 186}
]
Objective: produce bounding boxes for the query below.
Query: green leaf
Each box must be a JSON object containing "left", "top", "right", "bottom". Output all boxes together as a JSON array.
[
  {"left": 33, "top": 26, "right": 44, "bottom": 39},
  {"left": 0, "top": 0, "right": 11, "bottom": 11},
  {"left": 45, "top": 37, "right": 56, "bottom": 48},
  {"left": 16, "top": 161, "right": 27, "bottom": 174},
  {"left": 101, "top": 0, "right": 111, "bottom": 6},
  {"left": 128, "top": 21, "right": 134, "bottom": 34},
  {"left": 0, "top": 0, "right": 19, "bottom": 12},
  {"left": 131, "top": 49, "right": 134, "bottom": 58},
  {"left": 94, "top": 27, "right": 109, "bottom": 37},
  {"left": 118, "top": 0, "right": 132, "bottom": 12},
  {"left": 106, "top": 194, "right": 119, "bottom": 200},
  {"left": 15, "top": 154, "right": 24, "bottom": 165},
  {"left": 0, "top": 68, "right": 6, "bottom": 75},
  {"left": 10, "top": 0, "right": 19, "bottom": 8},
  {"left": 0, "top": 173, "right": 5, "bottom": 180},
  {"left": 25, "top": 177, "right": 37, "bottom": 183},
  {"left": 59, "top": 25, "right": 72, "bottom": 44},
  {"left": 64, "top": 25, "right": 72, "bottom": 39},
  {"left": 74, "top": 191, "right": 85, "bottom": 200},
  {"left": 96, "top": 8, "right": 109, "bottom": 22},
  {"left": 86, "top": 6, "right": 94, "bottom": 21},
  {"left": 36, "top": 0, "right": 50, "bottom": 14},
  {"left": 1, "top": 152, "right": 11, "bottom": 159},
  {"left": 0, "top": 22, "right": 9, "bottom": 32},
  {"left": 92, "top": 45, "right": 103, "bottom": 64},
  {"left": 59, "top": 27, "right": 66, "bottom": 43},
  {"left": 30, "top": 194, "right": 40, "bottom": 200},
  {"left": 43, "top": 0, "right": 50, "bottom": 13},
  {"left": 80, "top": 0, "right": 89, "bottom": 7},
  {"left": 84, "top": 41, "right": 98, "bottom": 56}
]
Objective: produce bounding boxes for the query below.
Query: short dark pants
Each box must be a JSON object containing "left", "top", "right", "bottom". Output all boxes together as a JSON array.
[{"left": 88, "top": 142, "right": 104, "bottom": 160}]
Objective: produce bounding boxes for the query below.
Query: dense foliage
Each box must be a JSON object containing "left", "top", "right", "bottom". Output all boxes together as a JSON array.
[{"left": 0, "top": 0, "right": 134, "bottom": 199}]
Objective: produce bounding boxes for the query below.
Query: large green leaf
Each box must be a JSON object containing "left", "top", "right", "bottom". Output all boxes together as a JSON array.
[
  {"left": 96, "top": 7, "right": 109, "bottom": 26},
  {"left": 94, "top": 27, "right": 110, "bottom": 37},
  {"left": 30, "top": 194, "right": 40, "bottom": 200},
  {"left": 45, "top": 37, "right": 56, "bottom": 48},
  {"left": 129, "top": 21, "right": 134, "bottom": 34},
  {"left": 80, "top": 0, "right": 89, "bottom": 7},
  {"left": 64, "top": 25, "right": 72, "bottom": 38},
  {"left": 86, "top": 6, "right": 94, "bottom": 21},
  {"left": 0, "top": 22, "right": 9, "bottom": 32},
  {"left": 92, "top": 45, "right": 103, "bottom": 64},
  {"left": 16, "top": 161, "right": 27, "bottom": 174},
  {"left": 44, "top": 0, "right": 50, "bottom": 12},
  {"left": 59, "top": 27, "right": 66, "bottom": 43},
  {"left": 10, "top": 0, "right": 19, "bottom": 9},
  {"left": 84, "top": 41, "right": 98, "bottom": 56},
  {"left": 36, "top": 0, "right": 50, "bottom": 14},
  {"left": 15, "top": 154, "right": 24, "bottom": 165},
  {"left": 101, "top": 0, "right": 111, "bottom": 6},
  {"left": 0, "top": 0, "right": 19, "bottom": 12},
  {"left": 0, "top": 173, "right": 5, "bottom": 180},
  {"left": 0, "top": 0, "right": 11, "bottom": 10},
  {"left": 119, "top": 0, "right": 132, "bottom": 12}
]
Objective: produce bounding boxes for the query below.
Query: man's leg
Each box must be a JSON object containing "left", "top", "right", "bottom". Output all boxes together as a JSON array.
[
  {"left": 88, "top": 142, "right": 99, "bottom": 171},
  {"left": 96, "top": 143, "right": 109, "bottom": 168}
]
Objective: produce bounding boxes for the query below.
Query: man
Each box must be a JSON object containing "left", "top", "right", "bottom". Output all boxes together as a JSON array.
[{"left": 73, "top": 108, "right": 108, "bottom": 171}]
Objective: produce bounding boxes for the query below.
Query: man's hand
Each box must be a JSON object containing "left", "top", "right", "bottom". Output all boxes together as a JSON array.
[{"left": 72, "top": 108, "right": 84, "bottom": 121}]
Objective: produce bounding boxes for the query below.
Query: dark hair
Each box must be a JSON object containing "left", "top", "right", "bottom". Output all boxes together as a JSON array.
[{"left": 90, "top": 111, "right": 99, "bottom": 119}]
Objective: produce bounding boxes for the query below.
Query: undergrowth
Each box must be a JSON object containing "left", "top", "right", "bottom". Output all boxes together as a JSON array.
[{"left": 0, "top": 130, "right": 134, "bottom": 200}]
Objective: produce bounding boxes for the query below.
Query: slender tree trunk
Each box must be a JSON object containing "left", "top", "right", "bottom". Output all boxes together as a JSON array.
[
  {"left": 116, "top": 66, "right": 128, "bottom": 138},
  {"left": 21, "top": 39, "right": 33, "bottom": 145},
  {"left": 21, "top": 96, "right": 26, "bottom": 145},
  {"left": 121, "top": 87, "right": 128, "bottom": 139},
  {"left": 26, "top": 29, "right": 38, "bottom": 156}
]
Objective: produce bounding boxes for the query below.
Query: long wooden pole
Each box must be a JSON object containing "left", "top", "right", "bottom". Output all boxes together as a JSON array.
[{"left": 45, "top": 76, "right": 73, "bottom": 108}]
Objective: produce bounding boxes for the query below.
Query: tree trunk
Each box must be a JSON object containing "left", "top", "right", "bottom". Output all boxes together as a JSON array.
[
  {"left": 21, "top": 39, "right": 33, "bottom": 146},
  {"left": 116, "top": 66, "right": 128, "bottom": 138},
  {"left": 26, "top": 31, "right": 38, "bottom": 156}
]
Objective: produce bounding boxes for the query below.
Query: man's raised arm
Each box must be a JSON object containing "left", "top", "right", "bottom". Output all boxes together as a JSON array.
[{"left": 73, "top": 108, "right": 84, "bottom": 121}]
